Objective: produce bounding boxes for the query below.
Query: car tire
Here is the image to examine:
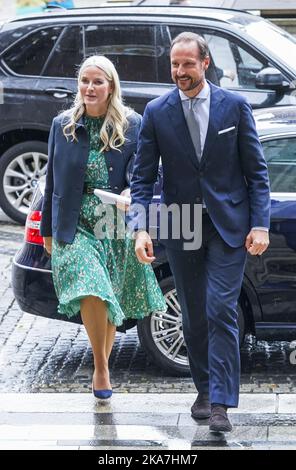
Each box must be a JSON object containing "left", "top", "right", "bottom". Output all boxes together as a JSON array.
[
  {"left": 0, "top": 141, "right": 48, "bottom": 224},
  {"left": 137, "top": 276, "right": 246, "bottom": 376},
  {"left": 137, "top": 276, "right": 190, "bottom": 376}
]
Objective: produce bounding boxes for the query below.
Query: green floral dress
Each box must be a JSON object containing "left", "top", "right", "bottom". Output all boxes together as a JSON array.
[{"left": 51, "top": 115, "right": 167, "bottom": 326}]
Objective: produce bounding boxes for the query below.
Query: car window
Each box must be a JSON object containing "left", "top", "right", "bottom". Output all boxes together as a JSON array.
[
  {"left": 1, "top": 26, "right": 63, "bottom": 76},
  {"left": 0, "top": 23, "right": 48, "bottom": 52},
  {"left": 262, "top": 137, "right": 296, "bottom": 192},
  {"left": 203, "top": 33, "right": 267, "bottom": 89},
  {"left": 84, "top": 24, "right": 158, "bottom": 82},
  {"left": 168, "top": 26, "right": 268, "bottom": 89},
  {"left": 42, "top": 26, "right": 83, "bottom": 78}
]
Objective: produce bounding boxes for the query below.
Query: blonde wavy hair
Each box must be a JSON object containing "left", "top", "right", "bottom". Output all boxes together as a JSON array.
[{"left": 62, "top": 55, "right": 132, "bottom": 152}]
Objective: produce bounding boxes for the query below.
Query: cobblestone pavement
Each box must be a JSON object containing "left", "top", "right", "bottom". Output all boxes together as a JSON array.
[{"left": 1, "top": 218, "right": 296, "bottom": 394}]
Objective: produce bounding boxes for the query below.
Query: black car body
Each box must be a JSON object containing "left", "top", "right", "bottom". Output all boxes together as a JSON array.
[
  {"left": 12, "top": 106, "right": 296, "bottom": 375},
  {"left": 1, "top": 4, "right": 296, "bottom": 223}
]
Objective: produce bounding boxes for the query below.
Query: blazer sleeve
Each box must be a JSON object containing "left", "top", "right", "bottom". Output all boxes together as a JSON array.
[
  {"left": 129, "top": 104, "right": 161, "bottom": 231},
  {"left": 125, "top": 112, "right": 142, "bottom": 187},
  {"left": 40, "top": 118, "right": 56, "bottom": 237},
  {"left": 238, "top": 99, "right": 270, "bottom": 229}
]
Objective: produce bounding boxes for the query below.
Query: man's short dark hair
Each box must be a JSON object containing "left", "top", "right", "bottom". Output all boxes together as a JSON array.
[{"left": 171, "top": 32, "right": 209, "bottom": 60}]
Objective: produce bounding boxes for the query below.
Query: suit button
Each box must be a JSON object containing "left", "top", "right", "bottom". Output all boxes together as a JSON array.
[
  {"left": 109, "top": 167, "right": 113, "bottom": 171},
  {"left": 196, "top": 197, "right": 201, "bottom": 203},
  {"left": 114, "top": 186, "right": 119, "bottom": 190}
]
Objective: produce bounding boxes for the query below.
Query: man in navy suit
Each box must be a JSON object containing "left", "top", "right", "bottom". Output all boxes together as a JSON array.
[{"left": 130, "top": 32, "right": 270, "bottom": 432}]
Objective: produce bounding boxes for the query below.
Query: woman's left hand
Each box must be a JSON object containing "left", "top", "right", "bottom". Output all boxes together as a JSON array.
[{"left": 117, "top": 187, "right": 131, "bottom": 212}]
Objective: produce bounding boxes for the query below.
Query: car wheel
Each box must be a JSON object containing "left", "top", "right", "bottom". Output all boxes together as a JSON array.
[
  {"left": 137, "top": 276, "right": 190, "bottom": 376},
  {"left": 0, "top": 141, "right": 48, "bottom": 224},
  {"left": 137, "top": 276, "right": 246, "bottom": 376}
]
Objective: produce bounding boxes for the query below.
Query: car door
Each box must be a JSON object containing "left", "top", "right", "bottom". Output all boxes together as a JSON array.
[
  {"left": 163, "top": 25, "right": 294, "bottom": 109},
  {"left": 249, "top": 134, "right": 296, "bottom": 323},
  {"left": 83, "top": 22, "right": 173, "bottom": 114},
  {"left": 34, "top": 25, "right": 83, "bottom": 128},
  {"left": 0, "top": 24, "right": 65, "bottom": 134}
]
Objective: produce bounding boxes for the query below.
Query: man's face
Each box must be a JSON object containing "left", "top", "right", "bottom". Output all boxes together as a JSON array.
[{"left": 171, "top": 41, "right": 210, "bottom": 95}]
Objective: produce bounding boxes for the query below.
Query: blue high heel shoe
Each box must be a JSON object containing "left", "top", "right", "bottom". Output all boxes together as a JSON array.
[
  {"left": 93, "top": 389, "right": 113, "bottom": 400},
  {"left": 92, "top": 381, "right": 112, "bottom": 400}
]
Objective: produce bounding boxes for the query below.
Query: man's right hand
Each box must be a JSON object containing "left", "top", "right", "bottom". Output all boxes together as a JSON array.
[
  {"left": 43, "top": 236, "right": 53, "bottom": 256},
  {"left": 134, "top": 231, "right": 155, "bottom": 264}
]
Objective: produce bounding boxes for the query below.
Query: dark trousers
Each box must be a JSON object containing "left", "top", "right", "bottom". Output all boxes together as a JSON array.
[{"left": 166, "top": 214, "right": 247, "bottom": 407}]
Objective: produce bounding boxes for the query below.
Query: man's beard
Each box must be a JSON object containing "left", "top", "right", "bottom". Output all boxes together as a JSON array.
[{"left": 175, "top": 76, "right": 203, "bottom": 91}]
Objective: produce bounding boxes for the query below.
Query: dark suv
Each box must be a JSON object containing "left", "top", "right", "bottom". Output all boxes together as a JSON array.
[{"left": 1, "top": 4, "right": 296, "bottom": 223}]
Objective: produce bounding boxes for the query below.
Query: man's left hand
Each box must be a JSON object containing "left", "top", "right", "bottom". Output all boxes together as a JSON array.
[{"left": 245, "top": 229, "right": 269, "bottom": 256}]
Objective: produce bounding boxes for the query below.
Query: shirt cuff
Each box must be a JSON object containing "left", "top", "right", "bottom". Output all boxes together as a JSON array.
[{"left": 252, "top": 227, "right": 269, "bottom": 232}]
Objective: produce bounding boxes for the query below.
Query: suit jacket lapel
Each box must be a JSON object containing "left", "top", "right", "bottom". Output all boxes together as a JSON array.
[
  {"left": 200, "top": 82, "right": 225, "bottom": 167},
  {"left": 167, "top": 88, "right": 200, "bottom": 170}
]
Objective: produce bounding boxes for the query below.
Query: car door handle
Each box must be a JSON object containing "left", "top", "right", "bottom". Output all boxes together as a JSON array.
[{"left": 44, "top": 88, "right": 74, "bottom": 99}]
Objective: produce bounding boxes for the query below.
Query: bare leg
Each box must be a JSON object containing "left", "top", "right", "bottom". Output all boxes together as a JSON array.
[
  {"left": 80, "top": 295, "right": 114, "bottom": 390},
  {"left": 106, "top": 321, "right": 116, "bottom": 360}
]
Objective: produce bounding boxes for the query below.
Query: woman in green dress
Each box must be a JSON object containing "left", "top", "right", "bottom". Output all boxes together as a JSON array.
[{"left": 40, "top": 56, "right": 167, "bottom": 399}]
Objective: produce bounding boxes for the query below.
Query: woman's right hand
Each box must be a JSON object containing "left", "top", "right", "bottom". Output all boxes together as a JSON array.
[
  {"left": 43, "top": 236, "right": 53, "bottom": 256},
  {"left": 117, "top": 187, "right": 131, "bottom": 212}
]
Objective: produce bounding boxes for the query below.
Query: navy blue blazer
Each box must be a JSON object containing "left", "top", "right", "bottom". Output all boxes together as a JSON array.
[
  {"left": 130, "top": 82, "right": 270, "bottom": 249},
  {"left": 40, "top": 111, "right": 141, "bottom": 243}
]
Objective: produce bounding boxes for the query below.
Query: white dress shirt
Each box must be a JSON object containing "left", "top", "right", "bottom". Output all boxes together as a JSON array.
[{"left": 179, "top": 80, "right": 210, "bottom": 156}]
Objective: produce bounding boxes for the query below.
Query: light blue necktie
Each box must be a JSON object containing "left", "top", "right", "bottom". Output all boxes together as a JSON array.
[{"left": 186, "top": 98, "right": 202, "bottom": 162}]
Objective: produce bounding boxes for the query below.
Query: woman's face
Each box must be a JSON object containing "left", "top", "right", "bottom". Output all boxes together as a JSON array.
[{"left": 79, "top": 65, "right": 113, "bottom": 116}]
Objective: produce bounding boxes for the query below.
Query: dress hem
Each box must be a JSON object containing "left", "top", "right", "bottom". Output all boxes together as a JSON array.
[
  {"left": 57, "top": 292, "right": 167, "bottom": 327},
  {"left": 58, "top": 292, "right": 124, "bottom": 327}
]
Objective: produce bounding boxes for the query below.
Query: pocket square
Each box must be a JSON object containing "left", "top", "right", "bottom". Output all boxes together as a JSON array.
[{"left": 218, "top": 126, "right": 236, "bottom": 135}]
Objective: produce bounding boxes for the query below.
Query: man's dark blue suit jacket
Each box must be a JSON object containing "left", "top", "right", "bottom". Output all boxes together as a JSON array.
[{"left": 130, "top": 82, "right": 270, "bottom": 249}]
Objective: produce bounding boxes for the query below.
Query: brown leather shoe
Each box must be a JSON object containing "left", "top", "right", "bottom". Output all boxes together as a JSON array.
[
  {"left": 191, "top": 393, "right": 211, "bottom": 419},
  {"left": 209, "top": 405, "right": 232, "bottom": 432}
]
